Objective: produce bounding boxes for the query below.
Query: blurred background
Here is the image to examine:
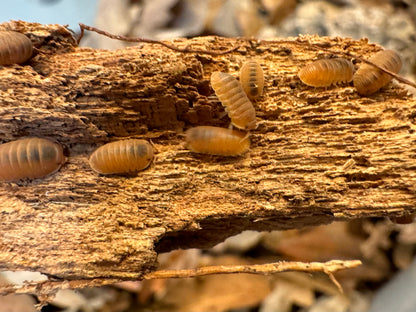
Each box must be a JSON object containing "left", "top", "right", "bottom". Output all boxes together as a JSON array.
[{"left": 1, "top": 0, "right": 416, "bottom": 311}]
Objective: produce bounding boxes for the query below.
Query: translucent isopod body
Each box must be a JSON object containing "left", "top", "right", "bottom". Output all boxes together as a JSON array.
[
  {"left": 0, "top": 138, "right": 65, "bottom": 182},
  {"left": 353, "top": 50, "right": 402, "bottom": 96},
  {"left": 0, "top": 31, "right": 33, "bottom": 65},
  {"left": 185, "top": 126, "right": 250, "bottom": 156},
  {"left": 210, "top": 71, "right": 257, "bottom": 130},
  {"left": 89, "top": 139, "right": 153, "bottom": 175},
  {"left": 239, "top": 60, "right": 264, "bottom": 100},
  {"left": 298, "top": 58, "right": 354, "bottom": 87}
]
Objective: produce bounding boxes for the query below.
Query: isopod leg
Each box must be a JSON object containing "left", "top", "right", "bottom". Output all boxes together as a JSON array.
[{"left": 239, "top": 131, "right": 250, "bottom": 144}]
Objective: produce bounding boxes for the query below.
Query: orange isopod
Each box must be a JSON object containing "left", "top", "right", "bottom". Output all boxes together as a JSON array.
[
  {"left": 353, "top": 50, "right": 402, "bottom": 96},
  {"left": 298, "top": 58, "right": 354, "bottom": 87},
  {"left": 210, "top": 71, "right": 257, "bottom": 130},
  {"left": 0, "top": 31, "right": 33, "bottom": 65},
  {"left": 185, "top": 126, "right": 250, "bottom": 156},
  {"left": 239, "top": 60, "right": 264, "bottom": 100},
  {"left": 89, "top": 139, "right": 153, "bottom": 174},
  {"left": 0, "top": 138, "right": 65, "bottom": 182}
]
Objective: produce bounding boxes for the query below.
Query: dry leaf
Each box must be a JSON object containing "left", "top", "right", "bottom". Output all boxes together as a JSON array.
[
  {"left": 211, "top": 230, "right": 264, "bottom": 253},
  {"left": 261, "top": 222, "right": 393, "bottom": 287},
  {"left": 262, "top": 0, "right": 297, "bottom": 25},
  {"left": 260, "top": 278, "right": 314, "bottom": 312},
  {"left": 263, "top": 222, "right": 363, "bottom": 261},
  {"left": 392, "top": 243, "right": 414, "bottom": 270},
  {"left": 308, "top": 292, "right": 370, "bottom": 312},
  {"left": 0, "top": 294, "right": 36, "bottom": 312}
]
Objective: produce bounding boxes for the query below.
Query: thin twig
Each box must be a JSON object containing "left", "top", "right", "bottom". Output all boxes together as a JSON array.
[
  {"left": 144, "top": 259, "right": 361, "bottom": 292},
  {"left": 326, "top": 272, "right": 343, "bottom": 293},
  {"left": 144, "top": 259, "right": 361, "bottom": 278},
  {"left": 347, "top": 53, "right": 416, "bottom": 89},
  {"left": 76, "top": 27, "right": 415, "bottom": 89},
  {"left": 78, "top": 23, "right": 239, "bottom": 55}
]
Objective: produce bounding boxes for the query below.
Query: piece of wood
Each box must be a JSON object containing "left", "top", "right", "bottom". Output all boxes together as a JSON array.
[{"left": 0, "top": 21, "right": 415, "bottom": 287}]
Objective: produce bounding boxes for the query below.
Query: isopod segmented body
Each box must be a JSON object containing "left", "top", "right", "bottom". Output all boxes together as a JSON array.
[
  {"left": 0, "top": 138, "right": 65, "bottom": 182},
  {"left": 353, "top": 50, "right": 402, "bottom": 96},
  {"left": 298, "top": 58, "right": 354, "bottom": 87},
  {"left": 89, "top": 139, "right": 153, "bottom": 175},
  {"left": 210, "top": 72, "right": 257, "bottom": 130},
  {"left": 185, "top": 126, "right": 250, "bottom": 156},
  {"left": 239, "top": 60, "right": 264, "bottom": 100},
  {"left": 0, "top": 31, "right": 33, "bottom": 65}
]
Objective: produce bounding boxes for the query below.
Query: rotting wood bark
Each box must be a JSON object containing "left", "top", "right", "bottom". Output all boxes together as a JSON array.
[{"left": 0, "top": 21, "right": 415, "bottom": 289}]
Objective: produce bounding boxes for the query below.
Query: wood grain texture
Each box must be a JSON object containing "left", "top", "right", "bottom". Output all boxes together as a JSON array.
[{"left": 0, "top": 21, "right": 415, "bottom": 286}]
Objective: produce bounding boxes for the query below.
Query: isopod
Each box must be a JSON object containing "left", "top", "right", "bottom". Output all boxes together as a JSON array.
[
  {"left": 210, "top": 71, "right": 257, "bottom": 130},
  {"left": 185, "top": 126, "right": 250, "bottom": 156},
  {"left": 353, "top": 50, "right": 402, "bottom": 96},
  {"left": 298, "top": 58, "right": 354, "bottom": 87},
  {"left": 89, "top": 139, "right": 153, "bottom": 175},
  {"left": 0, "top": 31, "right": 33, "bottom": 65},
  {"left": 239, "top": 60, "right": 264, "bottom": 100},
  {"left": 0, "top": 138, "right": 65, "bottom": 182}
]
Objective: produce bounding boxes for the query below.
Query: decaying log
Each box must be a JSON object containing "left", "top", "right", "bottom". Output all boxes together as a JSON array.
[{"left": 0, "top": 21, "right": 415, "bottom": 288}]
